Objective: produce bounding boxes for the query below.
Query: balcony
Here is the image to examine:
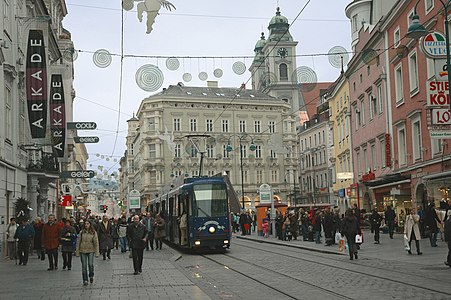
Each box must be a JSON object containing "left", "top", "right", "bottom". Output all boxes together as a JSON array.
[{"left": 27, "top": 149, "right": 59, "bottom": 178}]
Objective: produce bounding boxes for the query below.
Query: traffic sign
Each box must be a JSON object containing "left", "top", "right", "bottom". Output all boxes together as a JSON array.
[
  {"left": 129, "top": 190, "right": 141, "bottom": 209},
  {"left": 74, "top": 136, "right": 100, "bottom": 143},
  {"left": 60, "top": 170, "right": 95, "bottom": 179},
  {"left": 67, "top": 122, "right": 97, "bottom": 130}
]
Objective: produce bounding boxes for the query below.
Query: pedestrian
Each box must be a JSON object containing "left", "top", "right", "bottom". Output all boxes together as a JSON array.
[
  {"left": 239, "top": 211, "right": 247, "bottom": 236},
  {"left": 370, "top": 209, "right": 383, "bottom": 244},
  {"left": 118, "top": 216, "right": 128, "bottom": 253},
  {"left": 444, "top": 213, "right": 451, "bottom": 268},
  {"left": 340, "top": 209, "right": 361, "bottom": 260},
  {"left": 142, "top": 212, "right": 155, "bottom": 250},
  {"left": 262, "top": 219, "right": 269, "bottom": 238},
  {"left": 384, "top": 205, "right": 396, "bottom": 239},
  {"left": 424, "top": 202, "right": 442, "bottom": 247},
  {"left": 313, "top": 210, "right": 322, "bottom": 244},
  {"left": 75, "top": 220, "right": 100, "bottom": 286},
  {"left": 60, "top": 219, "right": 76, "bottom": 270},
  {"left": 404, "top": 208, "right": 422, "bottom": 255},
  {"left": 154, "top": 213, "right": 166, "bottom": 250},
  {"left": 127, "top": 215, "right": 147, "bottom": 275},
  {"left": 251, "top": 210, "right": 257, "bottom": 233},
  {"left": 6, "top": 217, "right": 18, "bottom": 260},
  {"left": 275, "top": 211, "right": 284, "bottom": 240},
  {"left": 14, "top": 218, "right": 35, "bottom": 266},
  {"left": 323, "top": 207, "right": 334, "bottom": 246},
  {"left": 41, "top": 214, "right": 60, "bottom": 270},
  {"left": 97, "top": 215, "right": 113, "bottom": 260},
  {"left": 33, "top": 217, "right": 44, "bottom": 259},
  {"left": 111, "top": 218, "right": 119, "bottom": 250},
  {"left": 179, "top": 210, "right": 188, "bottom": 246},
  {"left": 300, "top": 211, "right": 309, "bottom": 241}
]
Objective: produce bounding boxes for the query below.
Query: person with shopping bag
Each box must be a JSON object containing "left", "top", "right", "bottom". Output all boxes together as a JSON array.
[
  {"left": 340, "top": 209, "right": 361, "bottom": 260},
  {"left": 404, "top": 208, "right": 422, "bottom": 255}
]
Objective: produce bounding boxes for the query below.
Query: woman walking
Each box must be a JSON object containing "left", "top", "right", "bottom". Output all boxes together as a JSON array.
[
  {"left": 340, "top": 209, "right": 361, "bottom": 260},
  {"left": 404, "top": 208, "right": 423, "bottom": 255},
  {"left": 60, "top": 220, "right": 76, "bottom": 270},
  {"left": 75, "top": 220, "right": 99, "bottom": 286},
  {"left": 154, "top": 214, "right": 166, "bottom": 250}
]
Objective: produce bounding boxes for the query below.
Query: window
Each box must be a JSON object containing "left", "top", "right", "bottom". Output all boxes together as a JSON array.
[
  {"left": 270, "top": 150, "right": 277, "bottom": 159},
  {"left": 380, "top": 138, "right": 386, "bottom": 167},
  {"left": 279, "top": 63, "right": 288, "bottom": 80},
  {"left": 206, "top": 144, "right": 214, "bottom": 158},
  {"left": 369, "top": 92, "right": 377, "bottom": 120},
  {"left": 426, "top": 58, "right": 435, "bottom": 80},
  {"left": 377, "top": 84, "right": 383, "bottom": 114},
  {"left": 256, "top": 170, "right": 263, "bottom": 183},
  {"left": 190, "top": 145, "right": 198, "bottom": 158},
  {"left": 5, "top": 84, "right": 12, "bottom": 141},
  {"left": 173, "top": 118, "right": 181, "bottom": 131},
  {"left": 407, "top": 9, "right": 415, "bottom": 27},
  {"left": 193, "top": 184, "right": 228, "bottom": 218},
  {"left": 240, "top": 145, "right": 247, "bottom": 158},
  {"left": 254, "top": 120, "right": 261, "bottom": 133},
  {"left": 222, "top": 119, "right": 229, "bottom": 132},
  {"left": 371, "top": 144, "right": 376, "bottom": 170},
  {"left": 352, "top": 14, "right": 358, "bottom": 32},
  {"left": 412, "top": 119, "right": 422, "bottom": 161},
  {"left": 243, "top": 170, "right": 249, "bottom": 184},
  {"left": 355, "top": 106, "right": 360, "bottom": 130},
  {"left": 175, "top": 144, "right": 181, "bottom": 158},
  {"left": 360, "top": 99, "right": 365, "bottom": 125},
  {"left": 239, "top": 120, "right": 246, "bottom": 133},
  {"left": 206, "top": 119, "right": 213, "bottom": 132},
  {"left": 268, "top": 121, "right": 276, "bottom": 133},
  {"left": 271, "top": 170, "right": 278, "bottom": 184},
  {"left": 394, "top": 27, "right": 400, "bottom": 47},
  {"left": 149, "top": 117, "right": 155, "bottom": 131},
  {"left": 363, "top": 147, "right": 368, "bottom": 172},
  {"left": 395, "top": 64, "right": 404, "bottom": 104},
  {"left": 398, "top": 127, "right": 407, "bottom": 165},
  {"left": 223, "top": 144, "right": 230, "bottom": 158},
  {"left": 190, "top": 118, "right": 197, "bottom": 132},
  {"left": 425, "top": 0, "right": 434, "bottom": 13},
  {"left": 431, "top": 138, "right": 443, "bottom": 156},
  {"left": 149, "top": 144, "right": 156, "bottom": 158},
  {"left": 255, "top": 145, "right": 262, "bottom": 158},
  {"left": 356, "top": 150, "right": 360, "bottom": 175},
  {"left": 408, "top": 50, "right": 419, "bottom": 93}
]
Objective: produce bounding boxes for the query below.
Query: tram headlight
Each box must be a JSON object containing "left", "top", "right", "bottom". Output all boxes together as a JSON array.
[
  {"left": 195, "top": 240, "right": 201, "bottom": 246},
  {"left": 224, "top": 240, "right": 229, "bottom": 244},
  {"left": 208, "top": 226, "right": 216, "bottom": 233}
]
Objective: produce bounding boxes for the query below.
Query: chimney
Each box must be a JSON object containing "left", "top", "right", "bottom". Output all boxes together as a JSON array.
[
  {"left": 240, "top": 83, "right": 246, "bottom": 90},
  {"left": 207, "top": 81, "right": 218, "bottom": 88}
]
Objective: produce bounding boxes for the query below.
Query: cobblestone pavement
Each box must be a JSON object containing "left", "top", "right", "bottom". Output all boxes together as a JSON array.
[{"left": 0, "top": 247, "right": 210, "bottom": 300}]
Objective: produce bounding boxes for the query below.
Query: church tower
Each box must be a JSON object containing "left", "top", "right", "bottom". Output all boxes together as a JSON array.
[{"left": 255, "top": 7, "right": 303, "bottom": 114}]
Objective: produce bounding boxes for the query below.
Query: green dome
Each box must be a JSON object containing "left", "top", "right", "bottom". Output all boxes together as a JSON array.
[
  {"left": 268, "top": 7, "right": 292, "bottom": 41},
  {"left": 254, "top": 32, "right": 267, "bottom": 53},
  {"left": 268, "top": 7, "right": 289, "bottom": 29}
]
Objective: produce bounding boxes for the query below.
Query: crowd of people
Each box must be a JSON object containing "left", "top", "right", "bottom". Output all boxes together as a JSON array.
[{"left": 5, "top": 211, "right": 167, "bottom": 285}]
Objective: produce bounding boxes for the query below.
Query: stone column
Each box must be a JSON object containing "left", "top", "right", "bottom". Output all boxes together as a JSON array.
[{"left": 27, "top": 176, "right": 40, "bottom": 219}]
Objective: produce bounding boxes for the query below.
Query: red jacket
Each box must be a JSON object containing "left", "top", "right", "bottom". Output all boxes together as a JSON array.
[{"left": 42, "top": 223, "right": 60, "bottom": 250}]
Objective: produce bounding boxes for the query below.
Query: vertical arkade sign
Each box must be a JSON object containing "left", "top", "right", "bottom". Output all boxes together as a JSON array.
[
  {"left": 26, "top": 30, "right": 47, "bottom": 138},
  {"left": 50, "top": 74, "right": 66, "bottom": 157}
]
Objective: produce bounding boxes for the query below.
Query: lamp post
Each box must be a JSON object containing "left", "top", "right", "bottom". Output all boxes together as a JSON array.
[
  {"left": 407, "top": 0, "right": 451, "bottom": 113},
  {"left": 226, "top": 134, "right": 256, "bottom": 209}
]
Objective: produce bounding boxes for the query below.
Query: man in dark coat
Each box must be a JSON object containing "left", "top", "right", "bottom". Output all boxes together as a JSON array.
[
  {"left": 370, "top": 209, "right": 383, "bottom": 244},
  {"left": 322, "top": 207, "right": 334, "bottom": 246},
  {"left": 14, "top": 218, "right": 35, "bottom": 266},
  {"left": 97, "top": 215, "right": 114, "bottom": 260},
  {"left": 239, "top": 211, "right": 248, "bottom": 236},
  {"left": 444, "top": 215, "right": 451, "bottom": 267},
  {"left": 384, "top": 205, "right": 396, "bottom": 239},
  {"left": 127, "top": 215, "right": 147, "bottom": 275},
  {"left": 424, "top": 202, "right": 442, "bottom": 247}
]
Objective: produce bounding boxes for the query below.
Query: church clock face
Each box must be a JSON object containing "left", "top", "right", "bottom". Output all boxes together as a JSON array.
[{"left": 277, "top": 47, "right": 288, "bottom": 58}]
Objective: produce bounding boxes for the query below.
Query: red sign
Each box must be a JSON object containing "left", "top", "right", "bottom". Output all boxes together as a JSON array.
[
  {"left": 427, "top": 81, "right": 449, "bottom": 107},
  {"left": 385, "top": 133, "right": 392, "bottom": 167},
  {"left": 431, "top": 108, "right": 451, "bottom": 125},
  {"left": 362, "top": 171, "right": 376, "bottom": 182},
  {"left": 61, "top": 195, "right": 72, "bottom": 207}
]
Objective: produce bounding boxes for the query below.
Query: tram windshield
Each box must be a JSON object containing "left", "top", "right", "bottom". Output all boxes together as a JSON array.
[{"left": 193, "top": 184, "right": 228, "bottom": 217}]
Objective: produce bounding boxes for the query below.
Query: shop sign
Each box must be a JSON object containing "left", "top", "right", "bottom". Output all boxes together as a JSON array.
[
  {"left": 50, "top": 74, "right": 66, "bottom": 157},
  {"left": 427, "top": 81, "right": 449, "bottom": 107},
  {"left": 430, "top": 130, "right": 451, "bottom": 139},
  {"left": 337, "top": 172, "right": 353, "bottom": 180},
  {"left": 129, "top": 190, "right": 141, "bottom": 209},
  {"left": 385, "top": 133, "right": 392, "bottom": 167},
  {"left": 26, "top": 30, "right": 48, "bottom": 138},
  {"left": 67, "top": 122, "right": 97, "bottom": 130},
  {"left": 60, "top": 195, "right": 72, "bottom": 207},
  {"left": 434, "top": 59, "right": 448, "bottom": 81},
  {"left": 338, "top": 189, "right": 345, "bottom": 198},
  {"left": 60, "top": 170, "right": 95, "bottom": 179},
  {"left": 431, "top": 108, "right": 451, "bottom": 125},
  {"left": 421, "top": 32, "right": 448, "bottom": 59},
  {"left": 362, "top": 171, "right": 375, "bottom": 182},
  {"left": 74, "top": 136, "right": 100, "bottom": 143}
]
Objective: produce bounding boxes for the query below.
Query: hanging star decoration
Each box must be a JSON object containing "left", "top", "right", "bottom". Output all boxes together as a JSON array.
[{"left": 137, "top": 0, "right": 176, "bottom": 34}]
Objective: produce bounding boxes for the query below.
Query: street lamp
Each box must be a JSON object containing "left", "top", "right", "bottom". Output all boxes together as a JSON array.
[
  {"left": 226, "top": 135, "right": 256, "bottom": 209},
  {"left": 407, "top": 0, "right": 451, "bottom": 113}
]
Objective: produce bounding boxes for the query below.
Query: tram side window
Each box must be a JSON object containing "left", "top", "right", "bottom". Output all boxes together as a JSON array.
[{"left": 193, "top": 184, "right": 228, "bottom": 217}]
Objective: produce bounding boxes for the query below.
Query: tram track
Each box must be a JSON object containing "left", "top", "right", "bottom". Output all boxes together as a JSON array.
[
  {"left": 230, "top": 239, "right": 451, "bottom": 298},
  {"left": 200, "top": 254, "right": 353, "bottom": 300}
]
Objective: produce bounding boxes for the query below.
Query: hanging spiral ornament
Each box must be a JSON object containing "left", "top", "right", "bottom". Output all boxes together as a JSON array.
[
  {"left": 63, "top": 48, "right": 78, "bottom": 62},
  {"left": 232, "top": 61, "right": 246, "bottom": 75},
  {"left": 328, "top": 46, "right": 349, "bottom": 69},
  {"left": 93, "top": 49, "right": 112, "bottom": 68},
  {"left": 135, "top": 64, "right": 164, "bottom": 92},
  {"left": 166, "top": 57, "right": 180, "bottom": 71},
  {"left": 121, "top": 0, "right": 134, "bottom": 11},
  {"left": 361, "top": 48, "right": 379, "bottom": 65},
  {"left": 198, "top": 72, "right": 208, "bottom": 81},
  {"left": 182, "top": 73, "right": 192, "bottom": 82},
  {"left": 293, "top": 66, "right": 318, "bottom": 92},
  {"left": 213, "top": 68, "right": 223, "bottom": 78}
]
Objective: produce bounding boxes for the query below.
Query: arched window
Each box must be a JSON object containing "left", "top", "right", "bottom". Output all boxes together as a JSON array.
[{"left": 279, "top": 63, "right": 288, "bottom": 81}]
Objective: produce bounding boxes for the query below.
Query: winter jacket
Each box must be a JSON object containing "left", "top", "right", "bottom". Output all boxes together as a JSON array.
[
  {"left": 97, "top": 221, "right": 114, "bottom": 250},
  {"left": 384, "top": 208, "right": 396, "bottom": 222},
  {"left": 60, "top": 226, "right": 77, "bottom": 252},
  {"left": 76, "top": 230, "right": 99, "bottom": 256},
  {"left": 6, "top": 223, "right": 18, "bottom": 242},
  {"left": 33, "top": 222, "right": 43, "bottom": 250},
  {"left": 14, "top": 224, "right": 35, "bottom": 241},
  {"left": 340, "top": 216, "right": 360, "bottom": 239},
  {"left": 445, "top": 217, "right": 451, "bottom": 243},
  {"left": 42, "top": 223, "right": 60, "bottom": 250},
  {"left": 404, "top": 213, "right": 421, "bottom": 241},
  {"left": 127, "top": 222, "right": 147, "bottom": 249},
  {"left": 370, "top": 211, "right": 383, "bottom": 230},
  {"left": 154, "top": 218, "right": 166, "bottom": 239}
]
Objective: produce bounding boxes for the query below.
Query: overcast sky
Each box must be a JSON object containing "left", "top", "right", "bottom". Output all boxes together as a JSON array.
[{"left": 63, "top": 0, "right": 351, "bottom": 175}]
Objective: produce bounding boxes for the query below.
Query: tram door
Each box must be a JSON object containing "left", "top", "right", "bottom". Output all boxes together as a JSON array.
[{"left": 169, "top": 197, "right": 174, "bottom": 242}]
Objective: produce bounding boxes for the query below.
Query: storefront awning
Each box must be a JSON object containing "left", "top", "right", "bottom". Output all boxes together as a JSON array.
[
  {"left": 364, "top": 173, "right": 410, "bottom": 188},
  {"left": 368, "top": 179, "right": 411, "bottom": 190}
]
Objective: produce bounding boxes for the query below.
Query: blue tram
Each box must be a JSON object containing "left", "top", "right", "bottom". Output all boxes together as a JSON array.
[{"left": 148, "top": 176, "right": 231, "bottom": 250}]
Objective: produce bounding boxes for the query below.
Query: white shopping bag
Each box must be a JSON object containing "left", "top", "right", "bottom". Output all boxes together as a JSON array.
[
  {"left": 335, "top": 232, "right": 342, "bottom": 244},
  {"left": 403, "top": 234, "right": 410, "bottom": 251},
  {"left": 355, "top": 234, "right": 363, "bottom": 244}
]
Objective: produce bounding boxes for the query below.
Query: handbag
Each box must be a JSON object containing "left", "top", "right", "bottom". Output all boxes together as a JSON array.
[
  {"left": 335, "top": 232, "right": 342, "bottom": 244},
  {"left": 355, "top": 234, "right": 363, "bottom": 244},
  {"left": 403, "top": 234, "right": 410, "bottom": 251}
]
